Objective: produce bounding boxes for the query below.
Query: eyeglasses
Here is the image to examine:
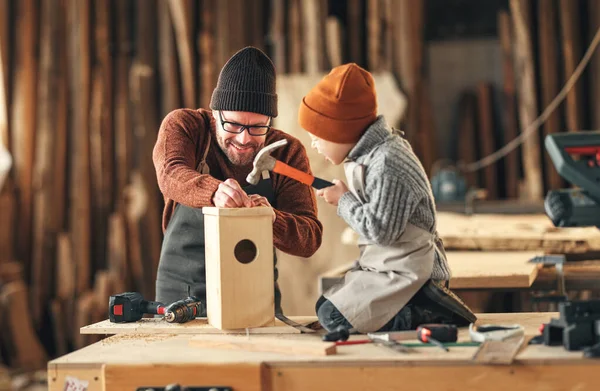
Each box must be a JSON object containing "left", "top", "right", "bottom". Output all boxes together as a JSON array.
[{"left": 218, "top": 111, "right": 272, "bottom": 136}]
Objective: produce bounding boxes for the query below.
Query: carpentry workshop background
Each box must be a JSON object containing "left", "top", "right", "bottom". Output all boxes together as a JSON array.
[{"left": 2, "top": 0, "right": 600, "bottom": 389}]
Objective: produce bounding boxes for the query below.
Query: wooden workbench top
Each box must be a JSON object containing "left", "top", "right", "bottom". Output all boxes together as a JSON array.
[{"left": 48, "top": 312, "right": 600, "bottom": 391}]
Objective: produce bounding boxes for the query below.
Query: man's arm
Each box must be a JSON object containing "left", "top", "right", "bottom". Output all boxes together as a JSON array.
[
  {"left": 271, "top": 138, "right": 323, "bottom": 258},
  {"left": 152, "top": 109, "right": 221, "bottom": 207}
]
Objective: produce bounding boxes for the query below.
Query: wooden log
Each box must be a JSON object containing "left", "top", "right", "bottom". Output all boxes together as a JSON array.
[
  {"left": 67, "top": 0, "right": 92, "bottom": 294},
  {"left": 0, "top": 0, "right": 9, "bottom": 150},
  {"left": 302, "top": 0, "right": 320, "bottom": 74},
  {"left": 326, "top": 17, "right": 343, "bottom": 68},
  {"left": 288, "top": 0, "right": 303, "bottom": 73},
  {"left": 537, "top": 1, "right": 563, "bottom": 191},
  {"left": 509, "top": 0, "right": 544, "bottom": 200},
  {"left": 114, "top": 0, "right": 133, "bottom": 210},
  {"left": 199, "top": 0, "right": 216, "bottom": 108},
  {"left": 497, "top": 11, "right": 520, "bottom": 199},
  {"left": 168, "top": 0, "right": 196, "bottom": 108},
  {"left": 10, "top": 0, "right": 38, "bottom": 278},
  {"left": 367, "top": 0, "right": 380, "bottom": 71},
  {"left": 558, "top": 0, "right": 584, "bottom": 132},
  {"left": 0, "top": 280, "right": 47, "bottom": 370},
  {"left": 476, "top": 83, "right": 498, "bottom": 199}
]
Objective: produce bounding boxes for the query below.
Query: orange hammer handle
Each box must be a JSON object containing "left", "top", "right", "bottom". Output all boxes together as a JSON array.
[{"left": 273, "top": 160, "right": 315, "bottom": 186}]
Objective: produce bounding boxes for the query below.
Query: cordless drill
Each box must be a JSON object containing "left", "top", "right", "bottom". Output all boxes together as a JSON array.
[
  {"left": 109, "top": 292, "right": 166, "bottom": 323},
  {"left": 163, "top": 296, "right": 205, "bottom": 323}
]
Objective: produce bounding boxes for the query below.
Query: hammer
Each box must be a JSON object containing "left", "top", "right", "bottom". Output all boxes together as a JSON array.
[{"left": 247, "top": 139, "right": 334, "bottom": 189}]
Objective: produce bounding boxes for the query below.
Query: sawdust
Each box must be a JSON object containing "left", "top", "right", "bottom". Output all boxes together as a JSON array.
[{"left": 99, "top": 333, "right": 176, "bottom": 346}]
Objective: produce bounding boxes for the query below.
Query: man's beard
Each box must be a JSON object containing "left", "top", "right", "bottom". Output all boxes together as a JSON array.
[{"left": 216, "top": 133, "right": 263, "bottom": 166}]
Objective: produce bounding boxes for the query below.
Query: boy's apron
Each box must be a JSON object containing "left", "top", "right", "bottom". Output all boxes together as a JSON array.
[
  {"left": 323, "top": 146, "right": 445, "bottom": 333},
  {"left": 155, "top": 132, "right": 282, "bottom": 313}
]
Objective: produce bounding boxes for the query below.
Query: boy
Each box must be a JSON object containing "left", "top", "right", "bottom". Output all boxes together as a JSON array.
[{"left": 298, "top": 63, "right": 476, "bottom": 333}]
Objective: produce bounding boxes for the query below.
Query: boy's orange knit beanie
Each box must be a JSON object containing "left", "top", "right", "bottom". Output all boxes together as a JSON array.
[{"left": 298, "top": 63, "right": 377, "bottom": 144}]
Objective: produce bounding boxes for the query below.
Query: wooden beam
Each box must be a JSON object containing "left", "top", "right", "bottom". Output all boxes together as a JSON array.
[
  {"left": 326, "top": 17, "right": 343, "bottom": 68},
  {"left": 537, "top": 0, "right": 563, "bottom": 191},
  {"left": 11, "top": 0, "right": 38, "bottom": 276},
  {"left": 288, "top": 0, "right": 302, "bottom": 73},
  {"left": 559, "top": 0, "right": 584, "bottom": 132},
  {"left": 347, "top": 0, "right": 363, "bottom": 66},
  {"left": 367, "top": 0, "right": 380, "bottom": 71},
  {"left": 198, "top": 0, "right": 216, "bottom": 108},
  {"left": 269, "top": 0, "right": 286, "bottom": 73},
  {"left": 509, "top": 0, "right": 543, "bottom": 200},
  {"left": 497, "top": 11, "right": 520, "bottom": 199},
  {"left": 302, "top": 0, "right": 320, "bottom": 74},
  {"left": 168, "top": 0, "right": 196, "bottom": 109}
]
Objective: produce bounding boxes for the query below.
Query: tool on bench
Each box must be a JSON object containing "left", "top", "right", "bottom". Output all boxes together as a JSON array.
[
  {"left": 324, "top": 324, "right": 458, "bottom": 352},
  {"left": 109, "top": 292, "right": 204, "bottom": 324},
  {"left": 469, "top": 323, "right": 525, "bottom": 364},
  {"left": 544, "top": 132, "right": 600, "bottom": 229},
  {"left": 247, "top": 139, "right": 334, "bottom": 189},
  {"left": 537, "top": 299, "right": 600, "bottom": 358},
  {"left": 109, "top": 292, "right": 166, "bottom": 323}
]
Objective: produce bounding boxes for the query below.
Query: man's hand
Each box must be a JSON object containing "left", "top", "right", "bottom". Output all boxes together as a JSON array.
[
  {"left": 212, "top": 179, "right": 252, "bottom": 208},
  {"left": 316, "top": 179, "right": 348, "bottom": 206},
  {"left": 249, "top": 194, "right": 276, "bottom": 222}
]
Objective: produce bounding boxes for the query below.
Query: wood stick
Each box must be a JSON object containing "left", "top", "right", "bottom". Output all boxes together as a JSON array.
[
  {"left": 199, "top": 0, "right": 216, "bottom": 108},
  {"left": 367, "top": 0, "right": 380, "bottom": 71},
  {"left": 168, "top": 0, "right": 196, "bottom": 108},
  {"left": 509, "top": 0, "right": 543, "bottom": 200},
  {"left": 114, "top": 0, "right": 133, "bottom": 210},
  {"left": 158, "top": 0, "right": 181, "bottom": 116},
  {"left": 302, "top": 0, "right": 320, "bottom": 74},
  {"left": 559, "top": 0, "right": 584, "bottom": 132},
  {"left": 537, "top": 1, "right": 563, "bottom": 191},
  {"left": 11, "top": 0, "right": 38, "bottom": 277},
  {"left": 67, "top": 0, "right": 92, "bottom": 294},
  {"left": 497, "top": 11, "right": 520, "bottom": 199},
  {"left": 476, "top": 83, "right": 498, "bottom": 199},
  {"left": 326, "top": 17, "right": 343, "bottom": 68},
  {"left": 0, "top": 0, "right": 9, "bottom": 150}
]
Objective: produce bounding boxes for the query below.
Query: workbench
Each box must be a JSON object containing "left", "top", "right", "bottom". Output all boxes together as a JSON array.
[{"left": 48, "top": 312, "right": 600, "bottom": 391}]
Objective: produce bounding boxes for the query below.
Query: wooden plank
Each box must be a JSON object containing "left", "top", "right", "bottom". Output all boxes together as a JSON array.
[
  {"left": 198, "top": 0, "right": 215, "bottom": 108},
  {"left": 301, "top": 0, "right": 319, "bottom": 74},
  {"left": 107, "top": 213, "right": 129, "bottom": 290},
  {"left": 288, "top": 0, "right": 302, "bottom": 73},
  {"left": 0, "top": 280, "right": 47, "bottom": 369},
  {"left": 347, "top": 0, "right": 363, "bottom": 65},
  {"left": 589, "top": 1, "right": 600, "bottom": 130},
  {"left": 11, "top": 0, "right": 38, "bottom": 277},
  {"left": 533, "top": 260, "right": 600, "bottom": 290},
  {"left": 381, "top": 0, "right": 393, "bottom": 72},
  {"left": 436, "top": 212, "right": 600, "bottom": 253},
  {"left": 367, "top": 0, "right": 380, "bottom": 71},
  {"left": 497, "top": 11, "right": 520, "bottom": 199},
  {"left": 537, "top": 1, "right": 563, "bottom": 191},
  {"left": 446, "top": 251, "right": 539, "bottom": 289},
  {"left": 0, "top": 0, "right": 9, "bottom": 150},
  {"left": 476, "top": 83, "right": 498, "bottom": 199},
  {"left": 113, "top": 0, "right": 132, "bottom": 211},
  {"left": 158, "top": 0, "right": 180, "bottom": 116},
  {"left": 559, "top": 0, "right": 584, "bottom": 132},
  {"left": 510, "top": 0, "right": 543, "bottom": 200},
  {"left": 67, "top": 0, "right": 92, "bottom": 295},
  {"left": 190, "top": 335, "right": 337, "bottom": 356},
  {"left": 326, "top": 17, "right": 343, "bottom": 68},
  {"left": 269, "top": 0, "right": 286, "bottom": 73},
  {"left": 168, "top": 0, "right": 195, "bottom": 108},
  {"left": 79, "top": 317, "right": 316, "bottom": 335}
]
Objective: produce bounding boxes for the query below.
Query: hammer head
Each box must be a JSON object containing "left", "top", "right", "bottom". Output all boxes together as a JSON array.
[{"left": 247, "top": 139, "right": 288, "bottom": 184}]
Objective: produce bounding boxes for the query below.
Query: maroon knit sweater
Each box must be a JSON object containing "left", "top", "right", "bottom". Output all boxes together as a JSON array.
[{"left": 152, "top": 108, "right": 323, "bottom": 258}]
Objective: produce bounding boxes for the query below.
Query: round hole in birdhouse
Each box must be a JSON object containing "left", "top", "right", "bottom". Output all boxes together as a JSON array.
[{"left": 234, "top": 239, "right": 257, "bottom": 264}]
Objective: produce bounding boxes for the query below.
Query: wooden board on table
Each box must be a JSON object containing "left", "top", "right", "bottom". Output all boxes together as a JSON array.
[
  {"left": 80, "top": 316, "right": 318, "bottom": 335},
  {"left": 189, "top": 334, "right": 337, "bottom": 356},
  {"left": 320, "top": 251, "right": 539, "bottom": 291},
  {"left": 436, "top": 212, "right": 600, "bottom": 253},
  {"left": 446, "top": 251, "right": 539, "bottom": 289}
]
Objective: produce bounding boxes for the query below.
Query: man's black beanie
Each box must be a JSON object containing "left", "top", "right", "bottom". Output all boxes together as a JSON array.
[{"left": 210, "top": 46, "right": 278, "bottom": 118}]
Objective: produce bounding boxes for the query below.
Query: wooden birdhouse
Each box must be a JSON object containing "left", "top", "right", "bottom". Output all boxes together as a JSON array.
[{"left": 202, "top": 206, "right": 276, "bottom": 330}]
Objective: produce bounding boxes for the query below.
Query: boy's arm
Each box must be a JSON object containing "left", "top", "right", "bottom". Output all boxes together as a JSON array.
[
  {"left": 271, "top": 139, "right": 324, "bottom": 258},
  {"left": 152, "top": 109, "right": 221, "bottom": 207},
  {"left": 337, "top": 165, "right": 424, "bottom": 246}
]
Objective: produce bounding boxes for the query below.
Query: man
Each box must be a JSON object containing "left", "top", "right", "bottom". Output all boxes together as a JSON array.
[{"left": 152, "top": 46, "right": 323, "bottom": 314}]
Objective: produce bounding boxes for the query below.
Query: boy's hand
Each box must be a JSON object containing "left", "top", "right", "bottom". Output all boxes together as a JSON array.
[
  {"left": 316, "top": 179, "right": 348, "bottom": 206},
  {"left": 213, "top": 179, "right": 252, "bottom": 208},
  {"left": 249, "top": 194, "right": 276, "bottom": 222}
]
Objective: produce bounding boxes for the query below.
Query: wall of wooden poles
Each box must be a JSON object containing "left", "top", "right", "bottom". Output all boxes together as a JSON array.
[{"left": 1, "top": 0, "right": 600, "bottom": 372}]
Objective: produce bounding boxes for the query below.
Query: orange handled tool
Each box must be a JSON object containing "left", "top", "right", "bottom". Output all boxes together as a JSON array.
[{"left": 273, "top": 160, "right": 334, "bottom": 189}]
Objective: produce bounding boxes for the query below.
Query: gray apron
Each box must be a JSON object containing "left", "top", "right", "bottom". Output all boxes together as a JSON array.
[
  {"left": 155, "top": 133, "right": 281, "bottom": 314},
  {"left": 323, "top": 147, "right": 444, "bottom": 333}
]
